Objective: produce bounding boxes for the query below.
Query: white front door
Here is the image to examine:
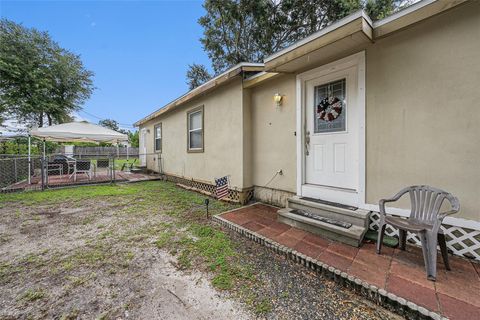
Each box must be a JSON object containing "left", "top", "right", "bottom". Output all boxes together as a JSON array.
[{"left": 298, "top": 52, "right": 365, "bottom": 206}]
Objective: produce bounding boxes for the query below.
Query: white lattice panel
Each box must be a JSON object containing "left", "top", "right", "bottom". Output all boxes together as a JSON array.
[{"left": 369, "top": 211, "right": 480, "bottom": 261}]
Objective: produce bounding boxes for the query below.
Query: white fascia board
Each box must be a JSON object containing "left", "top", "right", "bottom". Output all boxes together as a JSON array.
[
  {"left": 374, "top": 0, "right": 436, "bottom": 28},
  {"left": 264, "top": 10, "right": 372, "bottom": 63}
]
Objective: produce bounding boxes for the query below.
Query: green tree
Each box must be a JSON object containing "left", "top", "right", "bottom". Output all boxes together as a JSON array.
[
  {"left": 128, "top": 130, "right": 139, "bottom": 147},
  {"left": 186, "top": 63, "right": 212, "bottom": 89},
  {"left": 98, "top": 119, "right": 128, "bottom": 134},
  {"left": 364, "top": 0, "right": 412, "bottom": 21},
  {"left": 198, "top": 0, "right": 355, "bottom": 74},
  {"left": 98, "top": 119, "right": 120, "bottom": 131},
  {"left": 197, "top": 0, "right": 412, "bottom": 74},
  {"left": 0, "top": 19, "right": 94, "bottom": 127}
]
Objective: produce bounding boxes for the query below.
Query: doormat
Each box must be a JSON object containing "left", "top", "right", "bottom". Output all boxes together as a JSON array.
[
  {"left": 300, "top": 197, "right": 358, "bottom": 211},
  {"left": 290, "top": 209, "right": 352, "bottom": 229}
]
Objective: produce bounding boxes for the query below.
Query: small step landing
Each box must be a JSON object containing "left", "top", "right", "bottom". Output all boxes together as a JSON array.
[{"left": 277, "top": 196, "right": 370, "bottom": 247}]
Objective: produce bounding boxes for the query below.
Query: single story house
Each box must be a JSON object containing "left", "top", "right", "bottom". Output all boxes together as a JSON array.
[{"left": 135, "top": 0, "right": 480, "bottom": 259}]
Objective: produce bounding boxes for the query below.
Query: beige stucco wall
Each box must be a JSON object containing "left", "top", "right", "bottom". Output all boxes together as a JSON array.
[
  {"left": 139, "top": 79, "right": 246, "bottom": 189},
  {"left": 249, "top": 2, "right": 480, "bottom": 221},
  {"left": 250, "top": 74, "right": 297, "bottom": 193},
  {"left": 365, "top": 1, "right": 480, "bottom": 221},
  {"left": 242, "top": 89, "right": 253, "bottom": 188},
  {"left": 138, "top": 2, "right": 479, "bottom": 222}
]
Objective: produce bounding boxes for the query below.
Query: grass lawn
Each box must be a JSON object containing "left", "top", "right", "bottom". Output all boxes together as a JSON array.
[
  {"left": 113, "top": 157, "right": 138, "bottom": 170},
  {"left": 0, "top": 181, "right": 398, "bottom": 319}
]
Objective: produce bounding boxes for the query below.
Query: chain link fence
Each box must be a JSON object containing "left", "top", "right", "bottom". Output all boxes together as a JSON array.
[
  {"left": 0, "top": 155, "right": 42, "bottom": 189},
  {"left": 1, "top": 152, "right": 161, "bottom": 192}
]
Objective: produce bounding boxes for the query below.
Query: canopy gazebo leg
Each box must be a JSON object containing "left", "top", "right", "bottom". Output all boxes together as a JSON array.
[
  {"left": 42, "top": 139, "right": 46, "bottom": 189},
  {"left": 28, "top": 135, "right": 31, "bottom": 185}
]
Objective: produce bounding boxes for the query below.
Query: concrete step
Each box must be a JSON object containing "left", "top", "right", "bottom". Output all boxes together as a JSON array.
[
  {"left": 277, "top": 208, "right": 367, "bottom": 247},
  {"left": 287, "top": 196, "right": 370, "bottom": 228}
]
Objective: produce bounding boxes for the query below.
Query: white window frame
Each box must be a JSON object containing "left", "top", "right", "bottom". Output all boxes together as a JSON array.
[
  {"left": 154, "top": 123, "right": 162, "bottom": 152},
  {"left": 187, "top": 106, "right": 204, "bottom": 153}
]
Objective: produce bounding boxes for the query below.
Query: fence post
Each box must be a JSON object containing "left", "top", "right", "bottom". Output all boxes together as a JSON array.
[
  {"left": 13, "top": 158, "right": 17, "bottom": 182},
  {"left": 40, "top": 158, "right": 45, "bottom": 191},
  {"left": 28, "top": 135, "right": 31, "bottom": 184},
  {"left": 112, "top": 155, "right": 116, "bottom": 183}
]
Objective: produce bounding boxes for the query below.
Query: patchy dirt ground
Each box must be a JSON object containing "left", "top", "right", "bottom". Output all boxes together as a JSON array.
[{"left": 0, "top": 181, "right": 400, "bottom": 319}]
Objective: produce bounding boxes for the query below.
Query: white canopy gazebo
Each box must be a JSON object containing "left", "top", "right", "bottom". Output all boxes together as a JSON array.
[
  {"left": 30, "top": 121, "right": 128, "bottom": 143},
  {"left": 28, "top": 121, "right": 128, "bottom": 184}
]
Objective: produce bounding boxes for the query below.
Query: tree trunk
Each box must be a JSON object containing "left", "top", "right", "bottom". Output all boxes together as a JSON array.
[
  {"left": 39, "top": 112, "right": 44, "bottom": 127},
  {"left": 47, "top": 114, "right": 52, "bottom": 126}
]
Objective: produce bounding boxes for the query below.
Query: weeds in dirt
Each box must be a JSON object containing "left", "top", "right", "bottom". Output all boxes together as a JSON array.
[
  {"left": 0, "top": 181, "right": 396, "bottom": 319},
  {"left": 240, "top": 286, "right": 274, "bottom": 316},
  {"left": 67, "top": 273, "right": 96, "bottom": 288},
  {"left": 154, "top": 230, "right": 174, "bottom": 249},
  {"left": 255, "top": 298, "right": 272, "bottom": 314},
  {"left": 59, "top": 309, "right": 79, "bottom": 320},
  {"left": 0, "top": 181, "right": 257, "bottom": 317},
  {"left": 177, "top": 249, "right": 193, "bottom": 269},
  {"left": 19, "top": 288, "right": 45, "bottom": 302},
  {"left": 99, "top": 230, "right": 113, "bottom": 239}
]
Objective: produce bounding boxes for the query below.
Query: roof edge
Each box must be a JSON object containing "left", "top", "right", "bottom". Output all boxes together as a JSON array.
[
  {"left": 373, "top": 0, "right": 468, "bottom": 38},
  {"left": 264, "top": 0, "right": 469, "bottom": 63},
  {"left": 374, "top": 0, "right": 438, "bottom": 27},
  {"left": 264, "top": 10, "right": 371, "bottom": 63},
  {"left": 243, "top": 71, "right": 281, "bottom": 89},
  {"left": 136, "top": 0, "right": 469, "bottom": 126},
  {"left": 134, "top": 62, "right": 264, "bottom": 127}
]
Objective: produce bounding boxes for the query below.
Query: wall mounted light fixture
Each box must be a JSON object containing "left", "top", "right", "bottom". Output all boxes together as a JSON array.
[{"left": 273, "top": 93, "right": 283, "bottom": 108}]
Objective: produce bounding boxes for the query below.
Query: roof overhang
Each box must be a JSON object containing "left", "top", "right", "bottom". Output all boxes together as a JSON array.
[
  {"left": 134, "top": 62, "right": 264, "bottom": 126},
  {"left": 373, "top": 0, "right": 468, "bottom": 38},
  {"left": 243, "top": 71, "right": 281, "bottom": 89},
  {"left": 263, "top": 0, "right": 468, "bottom": 74},
  {"left": 264, "top": 11, "right": 373, "bottom": 73},
  {"left": 137, "top": 0, "right": 469, "bottom": 123}
]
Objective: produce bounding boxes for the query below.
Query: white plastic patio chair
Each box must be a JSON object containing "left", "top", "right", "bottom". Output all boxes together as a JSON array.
[
  {"left": 376, "top": 185, "right": 460, "bottom": 281},
  {"left": 75, "top": 160, "right": 93, "bottom": 181}
]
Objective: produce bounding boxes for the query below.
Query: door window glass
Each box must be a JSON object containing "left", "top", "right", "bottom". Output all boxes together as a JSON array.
[{"left": 314, "top": 78, "right": 346, "bottom": 133}]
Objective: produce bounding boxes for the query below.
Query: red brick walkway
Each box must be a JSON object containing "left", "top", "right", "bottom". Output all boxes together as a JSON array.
[{"left": 219, "top": 203, "right": 480, "bottom": 320}]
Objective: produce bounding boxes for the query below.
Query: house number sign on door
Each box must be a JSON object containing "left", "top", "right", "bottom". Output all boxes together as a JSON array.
[{"left": 314, "top": 78, "right": 346, "bottom": 133}]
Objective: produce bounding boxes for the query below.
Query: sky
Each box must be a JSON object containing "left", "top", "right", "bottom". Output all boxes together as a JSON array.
[{"left": 0, "top": 0, "right": 210, "bottom": 132}]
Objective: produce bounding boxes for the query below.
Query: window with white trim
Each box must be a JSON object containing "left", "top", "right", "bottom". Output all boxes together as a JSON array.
[
  {"left": 187, "top": 107, "right": 203, "bottom": 152},
  {"left": 154, "top": 123, "right": 162, "bottom": 152}
]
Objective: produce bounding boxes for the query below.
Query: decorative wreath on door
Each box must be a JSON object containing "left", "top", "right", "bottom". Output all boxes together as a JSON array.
[{"left": 316, "top": 97, "right": 343, "bottom": 122}]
